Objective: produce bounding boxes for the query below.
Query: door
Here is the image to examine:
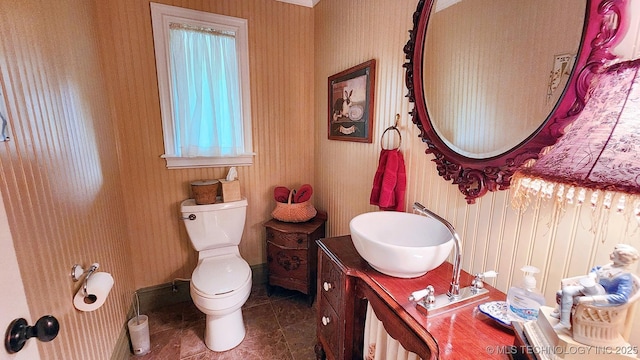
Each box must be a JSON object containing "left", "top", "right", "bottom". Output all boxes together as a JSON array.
[{"left": 0, "top": 190, "right": 41, "bottom": 360}]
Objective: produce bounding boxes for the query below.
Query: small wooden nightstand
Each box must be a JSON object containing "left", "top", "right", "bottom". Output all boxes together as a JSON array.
[{"left": 263, "top": 212, "right": 326, "bottom": 306}]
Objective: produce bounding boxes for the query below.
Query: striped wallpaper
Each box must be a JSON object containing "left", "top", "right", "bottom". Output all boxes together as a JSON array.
[
  {"left": 0, "top": 1, "right": 133, "bottom": 358},
  {"left": 1, "top": 0, "right": 639, "bottom": 359}
]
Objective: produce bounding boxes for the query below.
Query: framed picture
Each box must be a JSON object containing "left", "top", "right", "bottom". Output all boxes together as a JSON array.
[{"left": 328, "top": 59, "right": 376, "bottom": 142}]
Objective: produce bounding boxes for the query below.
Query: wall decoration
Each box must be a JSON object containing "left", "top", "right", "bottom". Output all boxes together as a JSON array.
[
  {"left": 328, "top": 59, "right": 376, "bottom": 143},
  {"left": 0, "top": 82, "right": 9, "bottom": 141},
  {"left": 547, "top": 53, "right": 576, "bottom": 103}
]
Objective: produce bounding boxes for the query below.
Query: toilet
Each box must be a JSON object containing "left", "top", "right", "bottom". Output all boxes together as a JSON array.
[{"left": 180, "top": 197, "right": 252, "bottom": 352}]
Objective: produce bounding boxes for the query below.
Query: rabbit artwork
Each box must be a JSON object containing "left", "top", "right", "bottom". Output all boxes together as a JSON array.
[{"left": 332, "top": 90, "right": 352, "bottom": 121}]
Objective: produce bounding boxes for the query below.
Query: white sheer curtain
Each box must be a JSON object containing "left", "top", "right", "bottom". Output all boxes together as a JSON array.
[
  {"left": 169, "top": 26, "right": 244, "bottom": 157},
  {"left": 364, "top": 303, "right": 421, "bottom": 360}
]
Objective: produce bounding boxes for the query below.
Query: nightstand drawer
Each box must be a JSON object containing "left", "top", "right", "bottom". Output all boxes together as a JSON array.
[
  {"left": 267, "top": 242, "right": 309, "bottom": 282},
  {"left": 266, "top": 229, "right": 309, "bottom": 249}
]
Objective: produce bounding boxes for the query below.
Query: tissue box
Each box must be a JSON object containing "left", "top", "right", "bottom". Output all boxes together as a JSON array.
[{"left": 219, "top": 179, "right": 241, "bottom": 202}]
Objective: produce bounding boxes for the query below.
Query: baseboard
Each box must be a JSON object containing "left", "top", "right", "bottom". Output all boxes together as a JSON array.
[
  {"left": 252, "top": 262, "right": 268, "bottom": 285},
  {"left": 111, "top": 263, "right": 267, "bottom": 358},
  {"left": 136, "top": 280, "right": 192, "bottom": 313},
  {"left": 110, "top": 326, "right": 131, "bottom": 360}
]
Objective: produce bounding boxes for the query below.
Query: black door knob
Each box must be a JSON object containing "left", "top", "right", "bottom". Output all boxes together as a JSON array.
[
  {"left": 4, "top": 315, "right": 59, "bottom": 353},
  {"left": 32, "top": 315, "right": 59, "bottom": 342}
]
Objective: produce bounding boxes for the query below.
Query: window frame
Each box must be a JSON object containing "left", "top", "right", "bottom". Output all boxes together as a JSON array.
[{"left": 150, "top": 2, "right": 254, "bottom": 169}]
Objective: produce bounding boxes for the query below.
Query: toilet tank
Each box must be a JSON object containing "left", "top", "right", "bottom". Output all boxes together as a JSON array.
[{"left": 180, "top": 198, "right": 248, "bottom": 251}]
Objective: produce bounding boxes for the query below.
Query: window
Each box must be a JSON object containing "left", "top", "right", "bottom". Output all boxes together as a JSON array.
[{"left": 150, "top": 3, "right": 254, "bottom": 169}]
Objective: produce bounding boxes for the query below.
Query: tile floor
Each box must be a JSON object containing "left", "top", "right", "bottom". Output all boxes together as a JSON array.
[{"left": 130, "top": 284, "right": 317, "bottom": 360}]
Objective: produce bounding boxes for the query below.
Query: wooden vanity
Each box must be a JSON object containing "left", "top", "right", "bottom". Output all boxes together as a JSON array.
[{"left": 315, "top": 236, "right": 515, "bottom": 360}]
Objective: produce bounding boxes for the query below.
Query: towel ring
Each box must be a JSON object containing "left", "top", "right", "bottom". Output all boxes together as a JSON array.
[{"left": 381, "top": 114, "right": 402, "bottom": 150}]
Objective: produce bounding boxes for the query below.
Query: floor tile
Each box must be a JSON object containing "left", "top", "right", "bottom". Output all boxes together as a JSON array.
[
  {"left": 244, "top": 284, "right": 271, "bottom": 309},
  {"left": 243, "top": 303, "right": 280, "bottom": 339},
  {"left": 146, "top": 304, "right": 184, "bottom": 335},
  {"left": 282, "top": 321, "right": 317, "bottom": 360},
  {"left": 130, "top": 328, "right": 181, "bottom": 359},
  {"left": 271, "top": 293, "right": 315, "bottom": 328},
  {"left": 179, "top": 321, "right": 207, "bottom": 358},
  {"left": 128, "top": 284, "right": 316, "bottom": 359}
]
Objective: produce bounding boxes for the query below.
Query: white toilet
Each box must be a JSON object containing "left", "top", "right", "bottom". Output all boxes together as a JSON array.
[{"left": 180, "top": 198, "right": 252, "bottom": 352}]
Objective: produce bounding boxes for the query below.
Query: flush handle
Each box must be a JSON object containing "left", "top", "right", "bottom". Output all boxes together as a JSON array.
[
  {"left": 181, "top": 214, "right": 196, "bottom": 221},
  {"left": 5, "top": 315, "right": 59, "bottom": 354}
]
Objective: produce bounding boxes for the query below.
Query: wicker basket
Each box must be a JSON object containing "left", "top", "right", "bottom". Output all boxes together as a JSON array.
[
  {"left": 271, "top": 190, "right": 317, "bottom": 223},
  {"left": 191, "top": 180, "right": 219, "bottom": 205}
]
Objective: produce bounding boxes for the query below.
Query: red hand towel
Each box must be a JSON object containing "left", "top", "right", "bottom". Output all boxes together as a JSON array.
[
  {"left": 369, "top": 150, "right": 389, "bottom": 206},
  {"left": 370, "top": 149, "right": 406, "bottom": 211},
  {"left": 274, "top": 186, "right": 290, "bottom": 203},
  {"left": 295, "top": 184, "right": 313, "bottom": 203},
  {"left": 390, "top": 152, "right": 406, "bottom": 211}
]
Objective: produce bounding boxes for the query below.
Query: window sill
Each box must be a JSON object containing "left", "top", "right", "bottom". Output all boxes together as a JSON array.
[{"left": 161, "top": 154, "right": 254, "bottom": 169}]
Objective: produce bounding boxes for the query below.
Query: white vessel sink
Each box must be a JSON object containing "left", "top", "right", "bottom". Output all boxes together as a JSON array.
[{"left": 349, "top": 211, "right": 454, "bottom": 278}]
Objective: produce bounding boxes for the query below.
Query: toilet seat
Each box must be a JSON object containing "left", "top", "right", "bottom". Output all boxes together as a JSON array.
[{"left": 191, "top": 255, "right": 251, "bottom": 298}]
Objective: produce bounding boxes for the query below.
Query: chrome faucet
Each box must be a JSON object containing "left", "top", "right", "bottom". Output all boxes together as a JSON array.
[
  {"left": 412, "top": 202, "right": 461, "bottom": 299},
  {"left": 410, "top": 202, "right": 493, "bottom": 311}
]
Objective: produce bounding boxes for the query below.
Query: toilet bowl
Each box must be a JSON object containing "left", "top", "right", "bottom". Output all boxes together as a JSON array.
[
  {"left": 190, "top": 253, "right": 252, "bottom": 351},
  {"left": 180, "top": 198, "right": 251, "bottom": 352}
]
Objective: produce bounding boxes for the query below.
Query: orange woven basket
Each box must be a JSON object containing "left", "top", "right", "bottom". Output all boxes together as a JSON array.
[{"left": 271, "top": 190, "right": 317, "bottom": 223}]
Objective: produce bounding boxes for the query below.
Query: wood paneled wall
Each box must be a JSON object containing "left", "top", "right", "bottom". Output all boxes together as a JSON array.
[
  {"left": 314, "top": 0, "right": 640, "bottom": 345},
  {"left": 2, "top": 1, "right": 639, "bottom": 358},
  {"left": 94, "top": 0, "right": 314, "bottom": 288},
  {"left": 0, "top": 1, "right": 133, "bottom": 358}
]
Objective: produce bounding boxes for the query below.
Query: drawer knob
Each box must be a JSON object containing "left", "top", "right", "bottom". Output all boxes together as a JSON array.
[
  {"left": 297, "top": 238, "right": 303, "bottom": 244},
  {"left": 323, "top": 282, "right": 332, "bottom": 292},
  {"left": 322, "top": 316, "right": 331, "bottom": 326}
]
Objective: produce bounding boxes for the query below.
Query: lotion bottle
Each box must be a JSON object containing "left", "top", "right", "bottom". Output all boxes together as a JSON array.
[{"left": 506, "top": 266, "right": 545, "bottom": 321}]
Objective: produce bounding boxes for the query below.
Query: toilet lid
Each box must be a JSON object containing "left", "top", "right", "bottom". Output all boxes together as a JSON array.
[{"left": 192, "top": 255, "right": 251, "bottom": 296}]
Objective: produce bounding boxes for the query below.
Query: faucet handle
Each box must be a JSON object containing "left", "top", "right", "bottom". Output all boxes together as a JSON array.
[
  {"left": 408, "top": 288, "right": 429, "bottom": 302},
  {"left": 409, "top": 285, "right": 436, "bottom": 309},
  {"left": 424, "top": 286, "right": 436, "bottom": 308},
  {"left": 471, "top": 270, "right": 498, "bottom": 292},
  {"left": 408, "top": 285, "right": 435, "bottom": 302},
  {"left": 481, "top": 270, "right": 498, "bottom": 278}
]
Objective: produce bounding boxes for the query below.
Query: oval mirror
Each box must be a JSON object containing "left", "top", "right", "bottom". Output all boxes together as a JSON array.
[{"left": 404, "top": 0, "right": 629, "bottom": 203}]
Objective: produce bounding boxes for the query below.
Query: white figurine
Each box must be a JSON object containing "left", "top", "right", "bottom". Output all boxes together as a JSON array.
[{"left": 552, "top": 244, "right": 639, "bottom": 331}]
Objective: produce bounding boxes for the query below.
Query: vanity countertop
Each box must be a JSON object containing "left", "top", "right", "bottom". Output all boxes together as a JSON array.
[{"left": 319, "top": 235, "right": 514, "bottom": 359}]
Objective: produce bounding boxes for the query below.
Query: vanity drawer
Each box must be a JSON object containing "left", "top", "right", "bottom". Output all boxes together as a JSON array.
[
  {"left": 266, "top": 229, "right": 309, "bottom": 249},
  {"left": 318, "top": 295, "right": 341, "bottom": 360},
  {"left": 320, "top": 251, "right": 344, "bottom": 314}
]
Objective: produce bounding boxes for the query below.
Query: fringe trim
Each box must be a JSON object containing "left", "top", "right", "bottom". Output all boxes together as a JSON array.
[{"left": 511, "top": 171, "right": 640, "bottom": 242}]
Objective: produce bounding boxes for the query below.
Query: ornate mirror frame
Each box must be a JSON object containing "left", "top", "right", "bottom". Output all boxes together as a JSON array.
[{"left": 404, "top": 0, "right": 629, "bottom": 203}]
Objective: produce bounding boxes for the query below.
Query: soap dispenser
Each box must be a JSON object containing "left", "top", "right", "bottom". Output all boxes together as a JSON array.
[{"left": 506, "top": 266, "right": 545, "bottom": 321}]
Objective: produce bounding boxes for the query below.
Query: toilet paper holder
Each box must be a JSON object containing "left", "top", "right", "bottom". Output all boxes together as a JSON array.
[{"left": 71, "top": 263, "right": 99, "bottom": 295}]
